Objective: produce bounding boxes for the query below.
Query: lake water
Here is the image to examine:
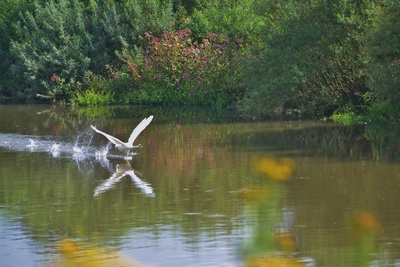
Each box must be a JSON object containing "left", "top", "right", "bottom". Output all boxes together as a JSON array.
[{"left": 1, "top": 105, "right": 400, "bottom": 267}]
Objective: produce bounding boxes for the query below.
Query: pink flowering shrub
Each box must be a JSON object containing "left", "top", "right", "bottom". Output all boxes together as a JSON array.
[{"left": 126, "top": 29, "right": 245, "bottom": 106}]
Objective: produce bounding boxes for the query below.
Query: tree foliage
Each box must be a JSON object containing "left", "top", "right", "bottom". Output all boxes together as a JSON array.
[
  {"left": 190, "top": 0, "right": 265, "bottom": 47},
  {"left": 4, "top": 0, "right": 174, "bottom": 102},
  {"left": 10, "top": 0, "right": 94, "bottom": 101},
  {"left": 240, "top": 0, "right": 376, "bottom": 117},
  {"left": 120, "top": 29, "right": 245, "bottom": 106},
  {"left": 365, "top": 0, "right": 400, "bottom": 118},
  {"left": 0, "top": 0, "right": 37, "bottom": 97},
  {"left": 1, "top": 0, "right": 400, "bottom": 121}
]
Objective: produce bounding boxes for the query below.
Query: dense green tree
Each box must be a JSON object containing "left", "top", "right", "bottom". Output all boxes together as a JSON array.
[
  {"left": 0, "top": 0, "right": 38, "bottom": 99},
  {"left": 190, "top": 0, "right": 265, "bottom": 46},
  {"left": 365, "top": 0, "right": 400, "bottom": 119},
  {"left": 174, "top": 0, "right": 197, "bottom": 14},
  {"left": 120, "top": 29, "right": 245, "bottom": 106},
  {"left": 9, "top": 0, "right": 95, "bottom": 102},
  {"left": 3, "top": 0, "right": 400, "bottom": 121},
  {"left": 240, "top": 0, "right": 376, "bottom": 118},
  {"left": 5, "top": 0, "right": 174, "bottom": 103}
]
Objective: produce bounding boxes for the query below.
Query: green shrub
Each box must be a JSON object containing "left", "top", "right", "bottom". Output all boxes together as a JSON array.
[
  {"left": 191, "top": 0, "right": 264, "bottom": 47},
  {"left": 121, "top": 29, "right": 245, "bottom": 106},
  {"left": 331, "top": 113, "right": 367, "bottom": 125},
  {"left": 70, "top": 72, "right": 114, "bottom": 106},
  {"left": 71, "top": 89, "right": 113, "bottom": 106},
  {"left": 119, "top": 0, "right": 175, "bottom": 44},
  {"left": 240, "top": 0, "right": 373, "bottom": 118},
  {"left": 6, "top": 0, "right": 175, "bottom": 103},
  {"left": 9, "top": 0, "right": 97, "bottom": 102},
  {"left": 365, "top": 0, "right": 400, "bottom": 119},
  {"left": 0, "top": 0, "right": 37, "bottom": 98}
]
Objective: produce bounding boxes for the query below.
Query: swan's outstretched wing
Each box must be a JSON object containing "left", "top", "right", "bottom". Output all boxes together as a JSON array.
[
  {"left": 91, "top": 125, "right": 125, "bottom": 146},
  {"left": 127, "top": 115, "right": 154, "bottom": 146}
]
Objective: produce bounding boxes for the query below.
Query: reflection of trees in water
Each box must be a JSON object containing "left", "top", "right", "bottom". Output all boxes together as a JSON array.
[
  {"left": 0, "top": 132, "right": 248, "bottom": 249},
  {"left": 247, "top": 123, "right": 400, "bottom": 162},
  {"left": 2, "top": 105, "right": 400, "bottom": 164},
  {"left": 0, "top": 105, "right": 251, "bottom": 246},
  {"left": 2, "top": 104, "right": 400, "bottom": 264},
  {"left": 0, "top": 104, "right": 243, "bottom": 140},
  {"left": 315, "top": 125, "right": 400, "bottom": 161}
]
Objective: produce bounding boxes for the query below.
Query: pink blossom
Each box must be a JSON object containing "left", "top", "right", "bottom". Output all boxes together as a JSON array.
[
  {"left": 183, "top": 72, "right": 190, "bottom": 80},
  {"left": 50, "top": 73, "right": 59, "bottom": 83},
  {"left": 111, "top": 72, "right": 120, "bottom": 79}
]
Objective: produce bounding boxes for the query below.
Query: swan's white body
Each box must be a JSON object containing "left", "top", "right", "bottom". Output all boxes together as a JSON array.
[
  {"left": 51, "top": 143, "right": 60, "bottom": 152},
  {"left": 91, "top": 115, "right": 154, "bottom": 155},
  {"left": 50, "top": 143, "right": 61, "bottom": 157}
]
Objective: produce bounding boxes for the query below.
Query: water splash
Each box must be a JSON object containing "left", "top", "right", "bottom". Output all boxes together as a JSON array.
[
  {"left": 26, "top": 138, "right": 38, "bottom": 149},
  {"left": 72, "top": 128, "right": 93, "bottom": 155},
  {"left": 95, "top": 143, "right": 111, "bottom": 159},
  {"left": 0, "top": 130, "right": 138, "bottom": 161}
]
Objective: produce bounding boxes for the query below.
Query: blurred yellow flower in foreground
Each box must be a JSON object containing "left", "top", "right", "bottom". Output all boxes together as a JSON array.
[
  {"left": 254, "top": 156, "right": 295, "bottom": 181},
  {"left": 349, "top": 211, "right": 382, "bottom": 238},
  {"left": 245, "top": 255, "right": 305, "bottom": 267},
  {"left": 274, "top": 231, "right": 297, "bottom": 253},
  {"left": 56, "top": 238, "right": 144, "bottom": 267},
  {"left": 240, "top": 186, "right": 269, "bottom": 202}
]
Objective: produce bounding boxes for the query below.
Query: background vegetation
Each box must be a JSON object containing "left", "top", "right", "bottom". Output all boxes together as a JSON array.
[{"left": 0, "top": 0, "right": 399, "bottom": 121}]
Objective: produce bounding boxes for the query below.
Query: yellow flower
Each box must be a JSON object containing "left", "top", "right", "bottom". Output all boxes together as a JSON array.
[
  {"left": 274, "top": 231, "right": 297, "bottom": 253},
  {"left": 57, "top": 238, "right": 144, "bottom": 267},
  {"left": 240, "top": 186, "right": 269, "bottom": 202},
  {"left": 59, "top": 238, "right": 80, "bottom": 256},
  {"left": 254, "top": 156, "right": 295, "bottom": 181},
  {"left": 349, "top": 211, "right": 382, "bottom": 238},
  {"left": 245, "top": 255, "right": 305, "bottom": 267}
]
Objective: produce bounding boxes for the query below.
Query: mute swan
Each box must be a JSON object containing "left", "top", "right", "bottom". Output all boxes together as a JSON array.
[
  {"left": 91, "top": 115, "right": 154, "bottom": 155},
  {"left": 50, "top": 143, "right": 61, "bottom": 157},
  {"left": 51, "top": 143, "right": 60, "bottom": 152}
]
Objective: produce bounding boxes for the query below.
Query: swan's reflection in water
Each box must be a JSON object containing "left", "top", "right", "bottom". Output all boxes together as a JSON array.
[{"left": 94, "top": 161, "right": 155, "bottom": 198}]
